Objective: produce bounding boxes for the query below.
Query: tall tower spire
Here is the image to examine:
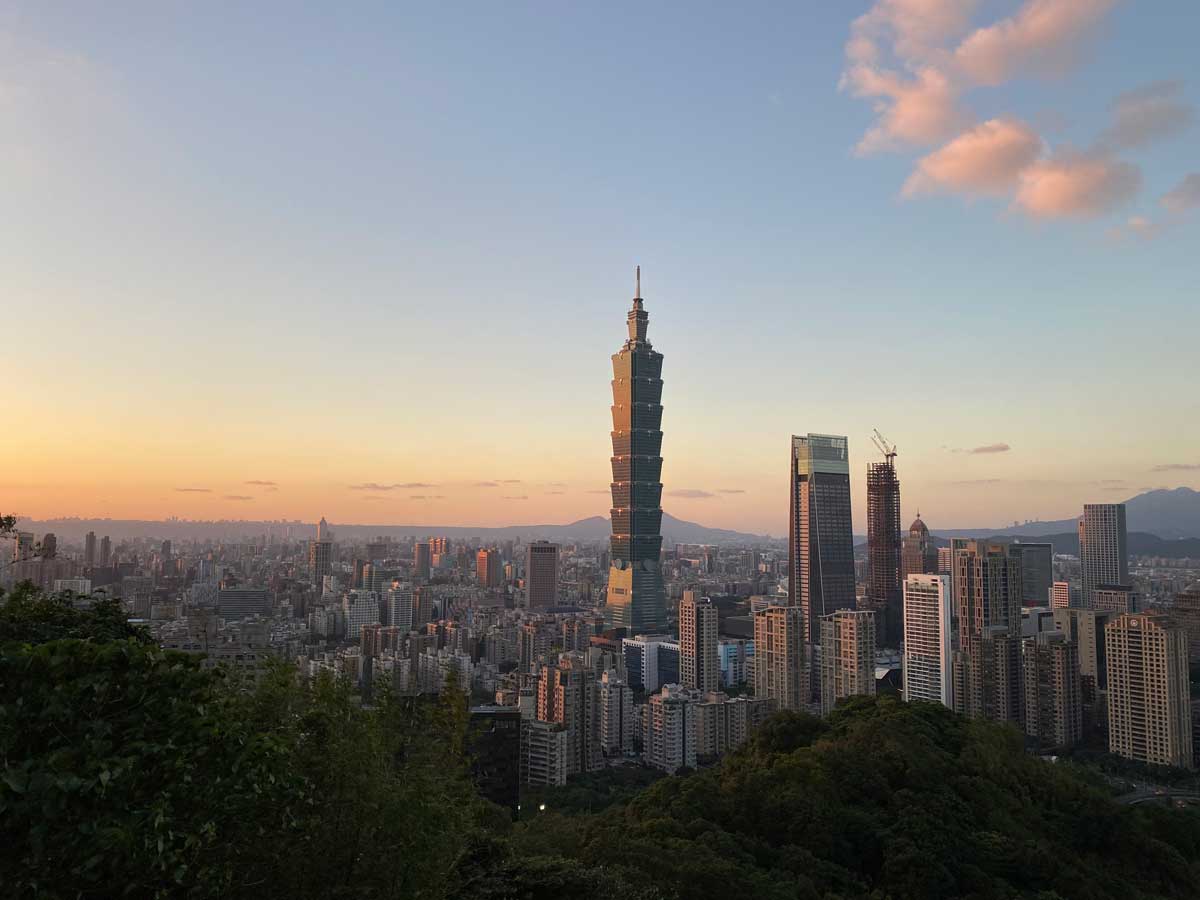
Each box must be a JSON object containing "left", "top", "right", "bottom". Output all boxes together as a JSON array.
[{"left": 635, "top": 265, "right": 641, "bottom": 299}]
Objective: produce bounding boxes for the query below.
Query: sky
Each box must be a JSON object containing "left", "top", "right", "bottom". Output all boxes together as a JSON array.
[{"left": 2, "top": 0, "right": 1198, "bottom": 537}]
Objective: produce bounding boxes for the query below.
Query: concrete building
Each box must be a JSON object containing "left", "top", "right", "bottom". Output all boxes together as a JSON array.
[
  {"left": 1023, "top": 631, "right": 1082, "bottom": 752},
  {"left": 788, "top": 434, "right": 856, "bottom": 644},
  {"left": 1053, "top": 608, "right": 1112, "bottom": 700},
  {"left": 643, "top": 684, "right": 698, "bottom": 774},
  {"left": 717, "top": 638, "right": 754, "bottom": 688},
  {"left": 525, "top": 541, "right": 560, "bottom": 608},
  {"left": 53, "top": 577, "right": 93, "bottom": 595},
  {"left": 1171, "top": 583, "right": 1200, "bottom": 666},
  {"left": 902, "top": 574, "right": 953, "bottom": 708},
  {"left": 1105, "top": 613, "right": 1193, "bottom": 769},
  {"left": 413, "top": 542, "right": 431, "bottom": 580},
  {"left": 865, "top": 451, "right": 902, "bottom": 648},
  {"left": 952, "top": 541, "right": 1022, "bottom": 722},
  {"left": 598, "top": 669, "right": 635, "bottom": 757},
  {"left": 217, "top": 588, "right": 270, "bottom": 621},
  {"left": 1051, "top": 581, "right": 1072, "bottom": 610},
  {"left": 343, "top": 590, "right": 380, "bottom": 641},
  {"left": 901, "top": 514, "right": 939, "bottom": 581},
  {"left": 1079, "top": 504, "right": 1128, "bottom": 610},
  {"left": 477, "top": 549, "right": 502, "bottom": 589},
  {"left": 522, "top": 719, "right": 569, "bottom": 786},
  {"left": 1013, "top": 542, "right": 1053, "bottom": 607},
  {"left": 1093, "top": 584, "right": 1137, "bottom": 614},
  {"left": 753, "top": 605, "right": 807, "bottom": 711},
  {"left": 536, "top": 654, "right": 602, "bottom": 777},
  {"left": 308, "top": 539, "right": 332, "bottom": 588},
  {"left": 679, "top": 591, "right": 719, "bottom": 692},
  {"left": 84, "top": 531, "right": 97, "bottom": 567},
  {"left": 819, "top": 609, "right": 876, "bottom": 715},
  {"left": 385, "top": 583, "right": 414, "bottom": 631}
]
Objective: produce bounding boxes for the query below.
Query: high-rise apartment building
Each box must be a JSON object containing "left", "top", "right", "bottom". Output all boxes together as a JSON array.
[
  {"left": 642, "top": 684, "right": 698, "bottom": 774},
  {"left": 753, "top": 605, "right": 808, "bottom": 711},
  {"left": 1022, "top": 631, "right": 1082, "bottom": 752},
  {"left": 788, "top": 433, "right": 856, "bottom": 644},
  {"left": 536, "top": 654, "right": 602, "bottom": 777},
  {"left": 1051, "top": 581, "right": 1072, "bottom": 609},
  {"left": 413, "top": 542, "right": 431, "bottom": 580},
  {"left": 679, "top": 591, "right": 719, "bottom": 692},
  {"left": 598, "top": 669, "right": 635, "bottom": 757},
  {"left": 1171, "top": 583, "right": 1200, "bottom": 666},
  {"left": 83, "top": 531, "right": 97, "bottom": 567},
  {"left": 1012, "top": 542, "right": 1053, "bottom": 606},
  {"left": 952, "top": 541, "right": 1023, "bottom": 721},
  {"left": 866, "top": 454, "right": 902, "bottom": 648},
  {"left": 1079, "top": 504, "right": 1128, "bottom": 609},
  {"left": 903, "top": 574, "right": 953, "bottom": 708},
  {"left": 385, "top": 583, "right": 414, "bottom": 631},
  {"left": 901, "top": 514, "right": 939, "bottom": 581},
  {"left": 477, "top": 548, "right": 502, "bottom": 589},
  {"left": 309, "top": 538, "right": 332, "bottom": 588},
  {"left": 819, "top": 609, "right": 877, "bottom": 715},
  {"left": 1105, "top": 613, "right": 1193, "bottom": 769},
  {"left": 605, "top": 269, "right": 667, "bottom": 634},
  {"left": 1053, "top": 608, "right": 1112, "bottom": 700},
  {"left": 525, "top": 541, "right": 560, "bottom": 609}
]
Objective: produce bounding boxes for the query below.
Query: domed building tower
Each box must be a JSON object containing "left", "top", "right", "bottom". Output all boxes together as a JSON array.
[{"left": 901, "top": 513, "right": 939, "bottom": 581}]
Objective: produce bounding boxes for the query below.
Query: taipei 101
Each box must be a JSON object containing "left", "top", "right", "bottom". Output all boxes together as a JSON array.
[{"left": 4, "top": 4, "right": 1200, "bottom": 898}]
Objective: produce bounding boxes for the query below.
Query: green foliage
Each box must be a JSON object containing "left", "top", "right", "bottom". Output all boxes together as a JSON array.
[
  {"left": 0, "top": 581, "right": 150, "bottom": 646},
  {"left": 522, "top": 764, "right": 665, "bottom": 815},
  {"left": 509, "top": 695, "right": 1200, "bottom": 900}
]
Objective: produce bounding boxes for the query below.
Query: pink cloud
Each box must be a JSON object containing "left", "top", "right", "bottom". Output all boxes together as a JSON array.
[
  {"left": 1015, "top": 152, "right": 1140, "bottom": 218},
  {"left": 1097, "top": 81, "right": 1195, "bottom": 152},
  {"left": 844, "top": 65, "right": 970, "bottom": 154},
  {"left": 954, "top": 0, "right": 1117, "bottom": 87},
  {"left": 904, "top": 118, "right": 1042, "bottom": 196},
  {"left": 1161, "top": 172, "right": 1200, "bottom": 213},
  {"left": 847, "top": 0, "right": 978, "bottom": 65}
]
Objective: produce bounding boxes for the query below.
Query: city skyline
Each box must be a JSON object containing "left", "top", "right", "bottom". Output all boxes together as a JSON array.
[{"left": 4, "top": 3, "right": 1199, "bottom": 534}]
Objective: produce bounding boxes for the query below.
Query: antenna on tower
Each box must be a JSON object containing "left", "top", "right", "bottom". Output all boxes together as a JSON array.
[
  {"left": 871, "top": 428, "right": 897, "bottom": 464},
  {"left": 635, "top": 265, "right": 641, "bottom": 299}
]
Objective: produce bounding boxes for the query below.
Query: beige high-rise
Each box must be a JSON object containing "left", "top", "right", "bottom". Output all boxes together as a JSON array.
[
  {"left": 1105, "top": 613, "right": 1193, "bottom": 769},
  {"left": 753, "top": 605, "right": 807, "bottom": 711},
  {"left": 1022, "top": 632, "right": 1082, "bottom": 752},
  {"left": 819, "top": 609, "right": 876, "bottom": 715},
  {"left": 680, "top": 591, "right": 719, "bottom": 692}
]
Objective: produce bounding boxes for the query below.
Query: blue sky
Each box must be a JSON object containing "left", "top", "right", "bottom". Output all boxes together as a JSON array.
[{"left": 3, "top": 1, "right": 1198, "bottom": 534}]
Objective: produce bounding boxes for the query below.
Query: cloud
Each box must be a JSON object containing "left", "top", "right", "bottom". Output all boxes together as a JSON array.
[
  {"left": 244, "top": 480, "right": 277, "bottom": 486},
  {"left": 474, "top": 481, "right": 500, "bottom": 488},
  {"left": 223, "top": 495, "right": 253, "bottom": 501},
  {"left": 844, "top": 64, "right": 970, "bottom": 154},
  {"left": 174, "top": 487, "right": 212, "bottom": 493},
  {"left": 408, "top": 494, "right": 445, "bottom": 500},
  {"left": 500, "top": 479, "right": 522, "bottom": 484},
  {"left": 667, "top": 489, "right": 717, "bottom": 499},
  {"left": 350, "top": 482, "right": 435, "bottom": 491},
  {"left": 904, "top": 118, "right": 1042, "bottom": 197},
  {"left": 970, "top": 443, "right": 1011, "bottom": 454},
  {"left": 846, "top": 0, "right": 977, "bottom": 67},
  {"left": 953, "top": 0, "right": 1117, "bottom": 87},
  {"left": 950, "top": 478, "right": 1005, "bottom": 485},
  {"left": 1096, "top": 81, "right": 1195, "bottom": 152},
  {"left": 503, "top": 495, "right": 528, "bottom": 501},
  {"left": 1162, "top": 172, "right": 1200, "bottom": 213},
  {"left": 1015, "top": 152, "right": 1140, "bottom": 218},
  {"left": 545, "top": 490, "right": 566, "bottom": 495},
  {"left": 1152, "top": 463, "right": 1200, "bottom": 472},
  {"left": 718, "top": 489, "right": 746, "bottom": 494}
]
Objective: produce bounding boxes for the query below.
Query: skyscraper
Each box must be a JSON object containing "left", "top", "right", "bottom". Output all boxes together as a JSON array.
[
  {"left": 788, "top": 434, "right": 856, "bottom": 644},
  {"left": 605, "top": 268, "right": 667, "bottom": 634},
  {"left": 1012, "top": 542, "right": 1053, "bottom": 606},
  {"left": 679, "top": 591, "right": 719, "bottom": 693},
  {"left": 83, "top": 531, "right": 97, "bottom": 567},
  {"left": 819, "top": 609, "right": 877, "bottom": 715},
  {"left": 525, "top": 541, "right": 560, "bottom": 609},
  {"left": 753, "top": 605, "right": 807, "bottom": 711},
  {"left": 1079, "top": 504, "right": 1128, "bottom": 609},
  {"left": 1022, "top": 631, "right": 1082, "bottom": 752},
  {"left": 477, "top": 549, "right": 502, "bottom": 588},
  {"left": 866, "top": 451, "right": 902, "bottom": 648},
  {"left": 1105, "top": 613, "right": 1193, "bottom": 769},
  {"left": 903, "top": 574, "right": 953, "bottom": 708},
  {"left": 98, "top": 535, "right": 112, "bottom": 567},
  {"left": 952, "top": 541, "right": 1023, "bottom": 721},
  {"left": 309, "top": 533, "right": 332, "bottom": 588},
  {"left": 413, "top": 542, "right": 431, "bottom": 580}
]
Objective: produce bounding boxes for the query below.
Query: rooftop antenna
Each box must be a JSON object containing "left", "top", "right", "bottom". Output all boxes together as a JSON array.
[{"left": 635, "top": 265, "right": 641, "bottom": 299}]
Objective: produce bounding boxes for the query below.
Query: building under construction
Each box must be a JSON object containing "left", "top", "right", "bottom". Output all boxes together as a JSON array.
[{"left": 866, "top": 432, "right": 902, "bottom": 649}]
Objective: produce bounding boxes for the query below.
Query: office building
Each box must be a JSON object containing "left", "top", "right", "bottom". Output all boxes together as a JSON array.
[
  {"left": 819, "top": 609, "right": 877, "bottom": 715},
  {"left": 84, "top": 531, "right": 97, "bottom": 567},
  {"left": 1079, "top": 504, "right": 1128, "bottom": 609},
  {"left": 53, "top": 577, "right": 92, "bottom": 595},
  {"left": 866, "top": 451, "right": 902, "bottom": 647},
  {"left": 98, "top": 535, "right": 112, "bottom": 567},
  {"left": 1093, "top": 585, "right": 1137, "bottom": 614},
  {"left": 477, "top": 548, "right": 502, "bottom": 589},
  {"left": 753, "top": 605, "right": 807, "bottom": 711},
  {"left": 1105, "top": 613, "right": 1193, "bottom": 769},
  {"left": 789, "top": 433, "right": 856, "bottom": 644},
  {"left": 525, "top": 541, "right": 560, "bottom": 608},
  {"left": 679, "top": 591, "right": 719, "bottom": 692},
  {"left": 903, "top": 574, "right": 953, "bottom": 708},
  {"left": 605, "top": 268, "right": 668, "bottom": 634},
  {"left": 309, "top": 519, "right": 332, "bottom": 587},
  {"left": 1171, "top": 583, "right": 1200, "bottom": 666},
  {"left": 937, "top": 545, "right": 952, "bottom": 575},
  {"left": 413, "top": 542, "right": 431, "bottom": 580},
  {"left": 1023, "top": 631, "right": 1082, "bottom": 752},
  {"left": 1013, "top": 542, "right": 1053, "bottom": 606},
  {"left": 643, "top": 684, "right": 698, "bottom": 774},
  {"left": 218, "top": 588, "right": 271, "bottom": 621}
]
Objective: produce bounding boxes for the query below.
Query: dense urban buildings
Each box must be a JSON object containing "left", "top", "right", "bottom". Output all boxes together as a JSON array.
[
  {"left": 1079, "top": 503, "right": 1129, "bottom": 609},
  {"left": 788, "top": 433, "right": 856, "bottom": 644},
  {"left": 865, "top": 444, "right": 902, "bottom": 648},
  {"left": 679, "top": 591, "right": 719, "bottom": 692},
  {"left": 902, "top": 574, "right": 953, "bottom": 708},
  {"left": 604, "top": 269, "right": 667, "bottom": 634},
  {"left": 1105, "top": 613, "right": 1193, "bottom": 769}
]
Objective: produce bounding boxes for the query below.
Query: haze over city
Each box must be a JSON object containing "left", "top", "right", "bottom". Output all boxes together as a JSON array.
[{"left": 4, "top": 2, "right": 1198, "bottom": 534}]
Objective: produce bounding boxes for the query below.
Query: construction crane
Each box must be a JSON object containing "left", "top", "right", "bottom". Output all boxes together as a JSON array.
[{"left": 871, "top": 429, "right": 897, "bottom": 464}]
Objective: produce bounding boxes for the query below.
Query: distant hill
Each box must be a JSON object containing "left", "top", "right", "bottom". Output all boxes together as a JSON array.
[
  {"left": 934, "top": 487, "right": 1200, "bottom": 541},
  {"left": 13, "top": 512, "right": 769, "bottom": 547},
  {"left": 973, "top": 531, "right": 1200, "bottom": 560}
]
